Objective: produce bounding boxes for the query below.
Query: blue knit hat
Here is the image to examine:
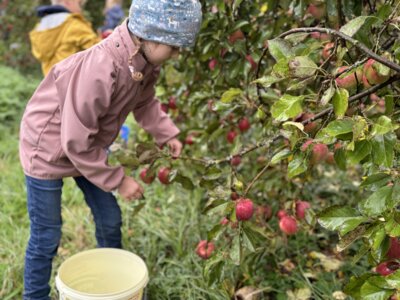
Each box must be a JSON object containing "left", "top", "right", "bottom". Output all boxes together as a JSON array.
[{"left": 128, "top": 0, "right": 202, "bottom": 48}]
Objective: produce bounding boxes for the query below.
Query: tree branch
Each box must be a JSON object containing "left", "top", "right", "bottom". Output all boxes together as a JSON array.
[
  {"left": 278, "top": 27, "right": 400, "bottom": 73},
  {"left": 302, "top": 74, "right": 400, "bottom": 126}
]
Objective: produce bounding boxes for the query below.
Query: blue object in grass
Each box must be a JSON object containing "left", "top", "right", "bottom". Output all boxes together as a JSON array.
[{"left": 120, "top": 125, "right": 130, "bottom": 143}]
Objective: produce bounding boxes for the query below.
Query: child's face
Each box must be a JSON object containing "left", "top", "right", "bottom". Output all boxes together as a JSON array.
[{"left": 142, "top": 41, "right": 180, "bottom": 66}]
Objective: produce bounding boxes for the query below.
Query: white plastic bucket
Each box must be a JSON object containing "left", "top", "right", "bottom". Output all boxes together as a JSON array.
[{"left": 55, "top": 248, "right": 148, "bottom": 300}]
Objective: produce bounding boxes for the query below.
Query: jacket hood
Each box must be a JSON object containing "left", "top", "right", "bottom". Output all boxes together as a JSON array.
[
  {"left": 36, "top": 5, "right": 70, "bottom": 17},
  {"left": 29, "top": 13, "right": 82, "bottom": 62}
]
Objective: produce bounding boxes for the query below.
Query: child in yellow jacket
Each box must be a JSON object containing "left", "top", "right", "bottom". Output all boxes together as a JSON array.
[{"left": 30, "top": 0, "right": 100, "bottom": 76}]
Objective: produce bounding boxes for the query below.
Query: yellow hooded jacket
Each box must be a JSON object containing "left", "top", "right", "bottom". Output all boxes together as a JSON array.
[{"left": 30, "top": 13, "right": 101, "bottom": 76}]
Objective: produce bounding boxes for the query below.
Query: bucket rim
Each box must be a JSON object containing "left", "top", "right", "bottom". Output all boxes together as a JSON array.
[{"left": 56, "top": 248, "right": 149, "bottom": 298}]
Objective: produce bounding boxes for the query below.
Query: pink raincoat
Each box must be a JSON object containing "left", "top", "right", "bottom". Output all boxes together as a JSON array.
[{"left": 19, "top": 20, "right": 180, "bottom": 192}]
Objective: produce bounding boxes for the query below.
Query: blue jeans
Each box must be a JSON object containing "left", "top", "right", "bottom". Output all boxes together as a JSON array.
[{"left": 23, "top": 175, "right": 122, "bottom": 300}]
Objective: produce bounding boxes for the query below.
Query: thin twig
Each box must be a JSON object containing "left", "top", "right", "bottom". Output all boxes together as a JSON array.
[
  {"left": 278, "top": 27, "right": 400, "bottom": 73},
  {"left": 244, "top": 163, "right": 271, "bottom": 196}
]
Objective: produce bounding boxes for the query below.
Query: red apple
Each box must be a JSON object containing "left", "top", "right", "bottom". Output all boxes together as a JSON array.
[
  {"left": 295, "top": 201, "right": 311, "bottom": 220},
  {"left": 231, "top": 192, "right": 239, "bottom": 200},
  {"left": 168, "top": 96, "right": 177, "bottom": 110},
  {"left": 185, "top": 135, "right": 194, "bottom": 145},
  {"left": 208, "top": 58, "right": 218, "bottom": 71},
  {"left": 161, "top": 103, "right": 169, "bottom": 113},
  {"left": 301, "top": 139, "right": 314, "bottom": 152},
  {"left": 322, "top": 42, "right": 335, "bottom": 60},
  {"left": 236, "top": 198, "right": 254, "bottom": 221},
  {"left": 279, "top": 216, "right": 298, "bottom": 235},
  {"left": 277, "top": 210, "right": 288, "bottom": 219},
  {"left": 220, "top": 217, "right": 229, "bottom": 226},
  {"left": 230, "top": 155, "right": 242, "bottom": 166},
  {"left": 238, "top": 117, "right": 251, "bottom": 132},
  {"left": 140, "top": 168, "right": 155, "bottom": 184},
  {"left": 226, "top": 131, "right": 237, "bottom": 144},
  {"left": 228, "top": 30, "right": 245, "bottom": 44},
  {"left": 311, "top": 143, "right": 329, "bottom": 164},
  {"left": 376, "top": 261, "right": 400, "bottom": 276},
  {"left": 387, "top": 237, "right": 400, "bottom": 259},
  {"left": 246, "top": 54, "right": 257, "bottom": 70},
  {"left": 325, "top": 152, "right": 335, "bottom": 165},
  {"left": 256, "top": 205, "right": 273, "bottom": 221},
  {"left": 307, "top": 3, "right": 325, "bottom": 19},
  {"left": 335, "top": 66, "right": 362, "bottom": 89},
  {"left": 363, "top": 59, "right": 390, "bottom": 87},
  {"left": 158, "top": 167, "right": 171, "bottom": 185},
  {"left": 196, "top": 240, "right": 215, "bottom": 259}
]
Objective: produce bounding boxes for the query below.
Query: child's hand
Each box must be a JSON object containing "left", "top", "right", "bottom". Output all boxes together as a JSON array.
[
  {"left": 166, "top": 138, "right": 182, "bottom": 159},
  {"left": 117, "top": 176, "right": 144, "bottom": 201}
]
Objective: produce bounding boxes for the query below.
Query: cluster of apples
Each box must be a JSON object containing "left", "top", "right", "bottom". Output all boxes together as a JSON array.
[
  {"left": 208, "top": 29, "right": 257, "bottom": 73},
  {"left": 139, "top": 167, "right": 171, "bottom": 185},
  {"left": 321, "top": 41, "right": 391, "bottom": 91},
  {"left": 161, "top": 96, "right": 178, "bottom": 114}
]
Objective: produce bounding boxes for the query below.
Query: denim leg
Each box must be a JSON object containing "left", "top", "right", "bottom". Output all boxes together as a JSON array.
[
  {"left": 23, "top": 176, "right": 63, "bottom": 300},
  {"left": 74, "top": 176, "right": 122, "bottom": 248}
]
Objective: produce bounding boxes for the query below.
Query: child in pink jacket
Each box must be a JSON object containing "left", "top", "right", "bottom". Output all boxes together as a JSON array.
[{"left": 19, "top": 0, "right": 202, "bottom": 299}]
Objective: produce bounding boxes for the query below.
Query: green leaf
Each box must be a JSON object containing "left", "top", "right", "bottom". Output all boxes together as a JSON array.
[
  {"left": 385, "top": 217, "right": 400, "bottom": 237},
  {"left": 385, "top": 270, "right": 400, "bottom": 289},
  {"left": 272, "top": 58, "right": 290, "bottom": 78},
  {"left": 344, "top": 273, "right": 374, "bottom": 299},
  {"left": 288, "top": 56, "right": 318, "bottom": 78},
  {"left": 232, "top": 0, "right": 244, "bottom": 14},
  {"left": 324, "top": 119, "right": 354, "bottom": 137},
  {"left": 230, "top": 234, "right": 242, "bottom": 265},
  {"left": 360, "top": 279, "right": 394, "bottom": 300},
  {"left": 360, "top": 173, "right": 391, "bottom": 188},
  {"left": 359, "top": 186, "right": 393, "bottom": 217},
  {"left": 340, "top": 16, "right": 370, "bottom": 37},
  {"left": 268, "top": 38, "right": 295, "bottom": 61},
  {"left": 271, "top": 94, "right": 304, "bottom": 121},
  {"left": 334, "top": 148, "right": 347, "bottom": 170},
  {"left": 174, "top": 173, "right": 195, "bottom": 190},
  {"left": 332, "top": 88, "right": 349, "bottom": 118},
  {"left": 347, "top": 140, "right": 371, "bottom": 165},
  {"left": 320, "top": 86, "right": 335, "bottom": 106},
  {"left": 271, "top": 149, "right": 292, "bottom": 165},
  {"left": 221, "top": 88, "right": 243, "bottom": 103},
  {"left": 372, "top": 116, "right": 397, "bottom": 136},
  {"left": 252, "top": 75, "right": 283, "bottom": 88},
  {"left": 203, "top": 253, "right": 224, "bottom": 285},
  {"left": 282, "top": 121, "right": 304, "bottom": 131},
  {"left": 242, "top": 223, "right": 266, "bottom": 253},
  {"left": 371, "top": 134, "right": 395, "bottom": 168},
  {"left": 318, "top": 205, "right": 368, "bottom": 236},
  {"left": 287, "top": 155, "right": 307, "bottom": 178},
  {"left": 208, "top": 224, "right": 224, "bottom": 241},
  {"left": 337, "top": 225, "right": 368, "bottom": 252}
]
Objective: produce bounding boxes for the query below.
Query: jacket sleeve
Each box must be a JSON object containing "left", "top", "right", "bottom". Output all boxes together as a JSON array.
[
  {"left": 133, "top": 68, "right": 180, "bottom": 145},
  {"left": 59, "top": 51, "right": 125, "bottom": 192},
  {"left": 67, "top": 16, "right": 101, "bottom": 50}
]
